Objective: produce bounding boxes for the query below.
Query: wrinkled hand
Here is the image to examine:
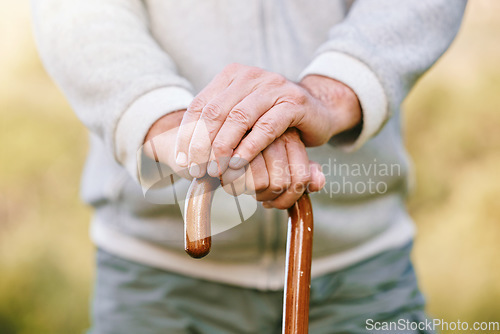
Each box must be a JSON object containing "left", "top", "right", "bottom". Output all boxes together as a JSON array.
[
  {"left": 144, "top": 114, "right": 325, "bottom": 209},
  {"left": 175, "top": 63, "right": 361, "bottom": 178},
  {"left": 220, "top": 128, "right": 325, "bottom": 209}
]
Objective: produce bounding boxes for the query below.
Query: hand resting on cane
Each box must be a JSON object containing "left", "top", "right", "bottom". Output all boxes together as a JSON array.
[{"left": 144, "top": 112, "right": 325, "bottom": 209}]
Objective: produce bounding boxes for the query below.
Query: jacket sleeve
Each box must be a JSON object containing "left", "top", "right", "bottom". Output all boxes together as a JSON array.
[
  {"left": 299, "top": 0, "right": 467, "bottom": 150},
  {"left": 31, "top": 0, "right": 194, "bottom": 181}
]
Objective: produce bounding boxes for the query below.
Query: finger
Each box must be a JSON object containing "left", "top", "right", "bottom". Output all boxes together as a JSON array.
[
  {"left": 175, "top": 112, "right": 199, "bottom": 168},
  {"left": 264, "top": 131, "right": 311, "bottom": 209},
  {"left": 230, "top": 103, "right": 295, "bottom": 169},
  {"left": 206, "top": 148, "right": 219, "bottom": 177},
  {"left": 175, "top": 69, "right": 234, "bottom": 168},
  {"left": 244, "top": 153, "right": 269, "bottom": 195},
  {"left": 264, "top": 162, "right": 325, "bottom": 209},
  {"left": 143, "top": 130, "right": 192, "bottom": 180},
  {"left": 188, "top": 82, "right": 255, "bottom": 177},
  {"left": 212, "top": 88, "right": 278, "bottom": 174},
  {"left": 255, "top": 139, "right": 290, "bottom": 202},
  {"left": 221, "top": 167, "right": 246, "bottom": 196},
  {"left": 307, "top": 161, "right": 326, "bottom": 193}
]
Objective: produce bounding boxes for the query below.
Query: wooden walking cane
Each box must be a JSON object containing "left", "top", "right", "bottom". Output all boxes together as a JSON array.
[
  {"left": 185, "top": 175, "right": 313, "bottom": 334},
  {"left": 282, "top": 192, "right": 313, "bottom": 334}
]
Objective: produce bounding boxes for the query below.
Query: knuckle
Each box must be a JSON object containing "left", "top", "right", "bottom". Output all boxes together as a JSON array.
[
  {"left": 283, "top": 178, "right": 292, "bottom": 190},
  {"left": 255, "top": 179, "right": 269, "bottom": 192},
  {"left": 272, "top": 136, "right": 285, "bottom": 147},
  {"left": 294, "top": 172, "right": 311, "bottom": 187},
  {"left": 228, "top": 107, "right": 250, "bottom": 126},
  {"left": 269, "top": 175, "right": 290, "bottom": 193},
  {"left": 224, "top": 62, "right": 243, "bottom": 73},
  {"left": 251, "top": 172, "right": 269, "bottom": 191},
  {"left": 268, "top": 184, "right": 283, "bottom": 195},
  {"left": 243, "top": 66, "right": 265, "bottom": 80},
  {"left": 244, "top": 136, "right": 261, "bottom": 155},
  {"left": 267, "top": 73, "right": 287, "bottom": 87},
  {"left": 254, "top": 118, "right": 278, "bottom": 138},
  {"left": 211, "top": 139, "right": 228, "bottom": 155},
  {"left": 287, "top": 85, "right": 308, "bottom": 105},
  {"left": 291, "top": 179, "right": 308, "bottom": 194},
  {"left": 292, "top": 163, "right": 311, "bottom": 183},
  {"left": 283, "top": 171, "right": 292, "bottom": 188},
  {"left": 202, "top": 103, "right": 223, "bottom": 121},
  {"left": 188, "top": 98, "right": 205, "bottom": 113}
]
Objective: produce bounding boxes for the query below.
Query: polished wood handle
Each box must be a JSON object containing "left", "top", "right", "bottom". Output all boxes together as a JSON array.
[
  {"left": 184, "top": 175, "right": 220, "bottom": 258},
  {"left": 283, "top": 193, "right": 313, "bottom": 334}
]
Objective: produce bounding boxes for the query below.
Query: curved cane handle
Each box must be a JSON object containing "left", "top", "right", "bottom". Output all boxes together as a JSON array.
[{"left": 184, "top": 175, "right": 220, "bottom": 258}]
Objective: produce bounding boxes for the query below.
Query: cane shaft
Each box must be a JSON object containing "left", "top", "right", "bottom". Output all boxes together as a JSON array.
[{"left": 283, "top": 193, "right": 313, "bottom": 334}]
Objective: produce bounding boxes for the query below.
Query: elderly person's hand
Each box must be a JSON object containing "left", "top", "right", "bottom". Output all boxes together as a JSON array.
[
  {"left": 145, "top": 113, "right": 325, "bottom": 209},
  {"left": 220, "top": 128, "right": 325, "bottom": 209},
  {"left": 174, "top": 63, "right": 362, "bottom": 178}
]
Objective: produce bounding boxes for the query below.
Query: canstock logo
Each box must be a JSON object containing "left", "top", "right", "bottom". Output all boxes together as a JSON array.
[{"left": 136, "top": 123, "right": 258, "bottom": 239}]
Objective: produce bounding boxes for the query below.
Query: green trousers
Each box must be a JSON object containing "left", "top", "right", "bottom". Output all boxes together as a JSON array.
[{"left": 89, "top": 243, "right": 431, "bottom": 334}]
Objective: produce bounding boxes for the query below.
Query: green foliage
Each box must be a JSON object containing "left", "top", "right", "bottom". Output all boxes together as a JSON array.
[
  {"left": 0, "top": 35, "right": 92, "bottom": 334},
  {"left": 404, "top": 2, "right": 500, "bottom": 331}
]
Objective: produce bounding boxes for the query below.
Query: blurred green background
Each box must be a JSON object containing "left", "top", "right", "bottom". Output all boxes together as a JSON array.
[{"left": 1, "top": 1, "right": 499, "bottom": 333}]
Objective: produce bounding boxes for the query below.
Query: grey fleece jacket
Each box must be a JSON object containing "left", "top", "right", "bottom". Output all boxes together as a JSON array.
[{"left": 32, "top": 0, "right": 466, "bottom": 289}]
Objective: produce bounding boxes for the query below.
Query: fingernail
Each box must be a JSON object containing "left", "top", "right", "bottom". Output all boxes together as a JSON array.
[
  {"left": 176, "top": 152, "right": 187, "bottom": 166},
  {"left": 207, "top": 161, "right": 219, "bottom": 176},
  {"left": 189, "top": 163, "right": 201, "bottom": 178},
  {"left": 229, "top": 154, "right": 244, "bottom": 169},
  {"left": 262, "top": 202, "right": 272, "bottom": 209}
]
